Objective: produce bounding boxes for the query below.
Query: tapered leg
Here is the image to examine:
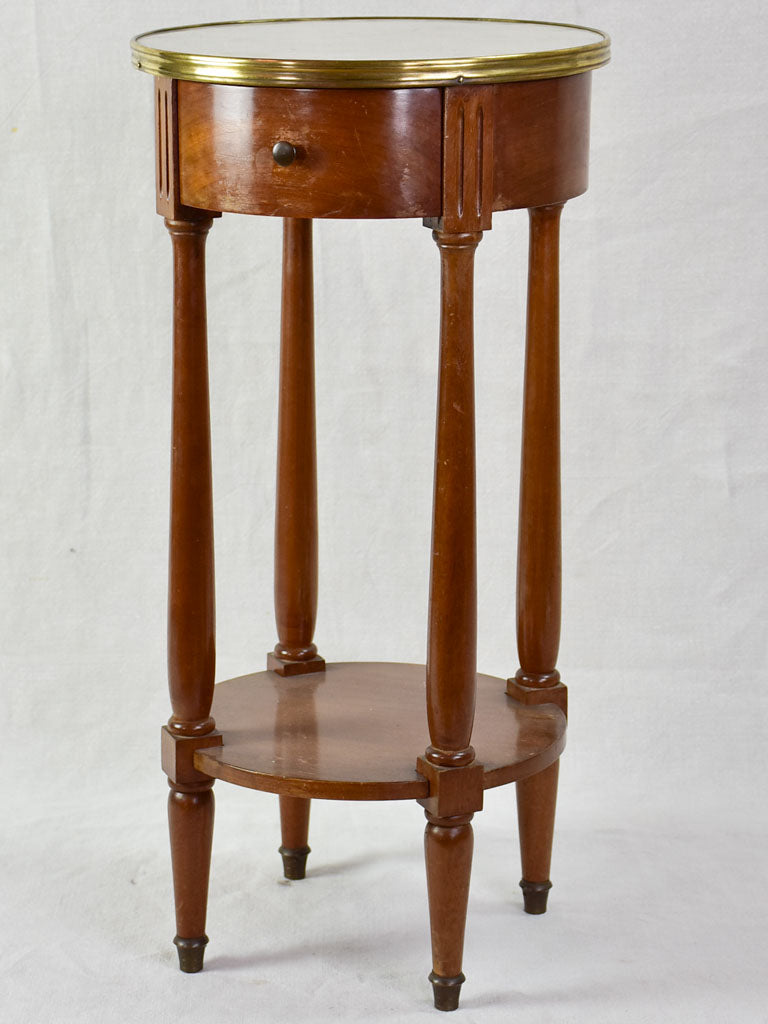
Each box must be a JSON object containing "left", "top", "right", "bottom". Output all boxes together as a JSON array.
[
  {"left": 168, "top": 784, "right": 215, "bottom": 970},
  {"left": 516, "top": 761, "right": 559, "bottom": 913},
  {"left": 279, "top": 795, "right": 311, "bottom": 880},
  {"left": 510, "top": 204, "right": 567, "bottom": 915},
  {"left": 163, "top": 217, "right": 218, "bottom": 971},
  {"left": 424, "top": 814, "right": 474, "bottom": 1011}
]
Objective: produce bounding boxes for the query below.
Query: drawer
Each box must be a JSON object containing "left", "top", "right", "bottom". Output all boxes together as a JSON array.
[{"left": 177, "top": 81, "right": 443, "bottom": 219}]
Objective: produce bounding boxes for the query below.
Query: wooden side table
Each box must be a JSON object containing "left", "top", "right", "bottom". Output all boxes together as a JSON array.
[{"left": 131, "top": 17, "right": 609, "bottom": 1012}]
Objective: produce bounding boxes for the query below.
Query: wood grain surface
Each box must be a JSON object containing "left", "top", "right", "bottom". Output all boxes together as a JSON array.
[
  {"left": 193, "top": 663, "right": 566, "bottom": 799},
  {"left": 177, "top": 82, "right": 442, "bottom": 219},
  {"left": 493, "top": 74, "right": 591, "bottom": 211}
]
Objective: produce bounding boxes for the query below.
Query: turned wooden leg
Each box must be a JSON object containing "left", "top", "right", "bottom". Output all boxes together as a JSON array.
[
  {"left": 268, "top": 218, "right": 323, "bottom": 874},
  {"left": 516, "top": 761, "right": 559, "bottom": 913},
  {"left": 424, "top": 814, "right": 474, "bottom": 1011},
  {"left": 162, "top": 216, "right": 218, "bottom": 971},
  {"left": 418, "top": 227, "right": 485, "bottom": 1012},
  {"left": 268, "top": 217, "right": 324, "bottom": 678},
  {"left": 417, "top": 87, "right": 492, "bottom": 1009},
  {"left": 278, "top": 795, "right": 311, "bottom": 880},
  {"left": 168, "top": 783, "right": 215, "bottom": 970},
  {"left": 508, "top": 204, "right": 568, "bottom": 915}
]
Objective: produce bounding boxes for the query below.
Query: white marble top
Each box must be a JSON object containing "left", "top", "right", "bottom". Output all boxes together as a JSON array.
[
  {"left": 136, "top": 18, "right": 603, "bottom": 62},
  {"left": 131, "top": 18, "right": 610, "bottom": 88}
]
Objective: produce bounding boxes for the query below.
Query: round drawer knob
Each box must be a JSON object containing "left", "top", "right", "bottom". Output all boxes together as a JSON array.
[{"left": 272, "top": 141, "right": 297, "bottom": 167}]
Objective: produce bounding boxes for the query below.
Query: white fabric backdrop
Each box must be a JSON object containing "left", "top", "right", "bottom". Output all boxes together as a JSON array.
[{"left": 2, "top": 1, "right": 766, "bottom": 1021}]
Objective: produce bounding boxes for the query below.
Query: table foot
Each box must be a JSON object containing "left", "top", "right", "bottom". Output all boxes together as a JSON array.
[
  {"left": 424, "top": 813, "right": 473, "bottom": 1012},
  {"left": 429, "top": 972, "right": 465, "bottom": 1011},
  {"left": 520, "top": 878, "right": 552, "bottom": 914},
  {"left": 174, "top": 934, "right": 208, "bottom": 973},
  {"left": 279, "top": 844, "right": 311, "bottom": 880},
  {"left": 516, "top": 759, "right": 559, "bottom": 914},
  {"left": 279, "top": 794, "right": 311, "bottom": 878},
  {"left": 168, "top": 784, "right": 214, "bottom": 972}
]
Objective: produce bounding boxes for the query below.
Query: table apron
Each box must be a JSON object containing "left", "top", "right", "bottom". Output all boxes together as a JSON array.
[{"left": 166, "top": 77, "right": 592, "bottom": 220}]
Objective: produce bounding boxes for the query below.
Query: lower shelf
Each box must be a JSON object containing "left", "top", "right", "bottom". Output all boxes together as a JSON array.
[{"left": 194, "top": 662, "right": 566, "bottom": 801}]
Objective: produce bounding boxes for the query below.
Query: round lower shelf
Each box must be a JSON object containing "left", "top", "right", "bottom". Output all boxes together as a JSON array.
[{"left": 194, "top": 662, "right": 566, "bottom": 800}]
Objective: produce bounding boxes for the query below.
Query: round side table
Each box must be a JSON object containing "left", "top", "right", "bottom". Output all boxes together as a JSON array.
[{"left": 131, "top": 17, "right": 609, "bottom": 1012}]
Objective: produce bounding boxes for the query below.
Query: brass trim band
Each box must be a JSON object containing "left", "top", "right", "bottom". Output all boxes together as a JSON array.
[{"left": 131, "top": 17, "right": 610, "bottom": 89}]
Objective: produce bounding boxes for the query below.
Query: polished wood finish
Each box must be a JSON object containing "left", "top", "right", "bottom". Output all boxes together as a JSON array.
[
  {"left": 416, "top": 755, "right": 484, "bottom": 821},
  {"left": 164, "top": 216, "right": 218, "bottom": 973},
  {"left": 165, "top": 217, "right": 217, "bottom": 738},
  {"left": 143, "top": 32, "right": 605, "bottom": 1005},
  {"left": 427, "top": 85, "right": 494, "bottom": 234},
  {"left": 162, "top": 727, "right": 222, "bottom": 787},
  {"left": 508, "top": 204, "right": 567, "bottom": 917},
  {"left": 517, "top": 760, "right": 559, "bottom": 914},
  {"left": 419, "top": 89, "right": 494, "bottom": 1002},
  {"left": 169, "top": 76, "right": 589, "bottom": 224},
  {"left": 278, "top": 796, "right": 311, "bottom": 880},
  {"left": 269, "top": 218, "right": 324, "bottom": 678},
  {"left": 177, "top": 82, "right": 443, "bottom": 220},
  {"left": 424, "top": 813, "right": 474, "bottom": 1011},
  {"left": 168, "top": 783, "right": 215, "bottom": 972},
  {"left": 515, "top": 204, "right": 563, "bottom": 689},
  {"left": 493, "top": 74, "right": 591, "bottom": 211},
  {"left": 425, "top": 229, "right": 481, "bottom": 771},
  {"left": 155, "top": 79, "right": 218, "bottom": 222},
  {"left": 193, "top": 663, "right": 566, "bottom": 798},
  {"left": 270, "top": 216, "right": 321, "bottom": 872}
]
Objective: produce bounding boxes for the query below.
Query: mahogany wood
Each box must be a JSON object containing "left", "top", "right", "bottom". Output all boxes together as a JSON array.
[
  {"left": 269, "top": 217, "right": 324, "bottom": 678},
  {"left": 155, "top": 79, "right": 219, "bottom": 222},
  {"left": 426, "top": 85, "right": 494, "bottom": 234},
  {"left": 164, "top": 216, "right": 218, "bottom": 973},
  {"left": 416, "top": 756, "right": 484, "bottom": 820},
  {"left": 278, "top": 796, "right": 312, "bottom": 880},
  {"left": 145, "top": 47, "right": 603, "bottom": 1005},
  {"left": 420, "top": 92, "right": 494, "bottom": 1008},
  {"left": 510, "top": 204, "right": 565, "bottom": 696},
  {"left": 509, "top": 204, "right": 567, "bottom": 917},
  {"left": 192, "top": 663, "right": 565, "bottom": 798},
  {"left": 516, "top": 760, "right": 559, "bottom": 914},
  {"left": 424, "top": 814, "right": 474, "bottom": 1011},
  {"left": 493, "top": 75, "right": 591, "bottom": 211},
  {"left": 162, "top": 77, "right": 590, "bottom": 223},
  {"left": 177, "top": 82, "right": 443, "bottom": 220},
  {"left": 168, "top": 783, "right": 215, "bottom": 972},
  {"left": 165, "top": 218, "right": 217, "bottom": 738},
  {"left": 425, "top": 231, "right": 481, "bottom": 769},
  {"left": 162, "top": 726, "right": 222, "bottom": 787}
]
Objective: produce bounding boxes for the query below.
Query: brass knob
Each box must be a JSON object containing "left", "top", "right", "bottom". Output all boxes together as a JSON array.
[{"left": 272, "top": 141, "right": 297, "bottom": 167}]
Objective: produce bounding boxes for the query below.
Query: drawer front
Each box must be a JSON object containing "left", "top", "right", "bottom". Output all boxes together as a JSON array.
[{"left": 178, "top": 82, "right": 443, "bottom": 219}]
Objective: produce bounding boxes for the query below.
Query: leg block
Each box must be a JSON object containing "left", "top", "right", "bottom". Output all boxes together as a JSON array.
[{"left": 268, "top": 651, "right": 326, "bottom": 676}]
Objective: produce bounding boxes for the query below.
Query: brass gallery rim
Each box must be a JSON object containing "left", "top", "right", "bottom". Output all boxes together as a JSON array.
[{"left": 130, "top": 17, "right": 611, "bottom": 89}]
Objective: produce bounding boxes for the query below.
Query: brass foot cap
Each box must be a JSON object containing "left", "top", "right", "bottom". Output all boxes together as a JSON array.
[
  {"left": 174, "top": 934, "right": 208, "bottom": 973},
  {"left": 429, "top": 971, "right": 465, "bottom": 1011},
  {"left": 279, "top": 844, "right": 311, "bottom": 880},
  {"left": 520, "top": 878, "right": 552, "bottom": 914}
]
